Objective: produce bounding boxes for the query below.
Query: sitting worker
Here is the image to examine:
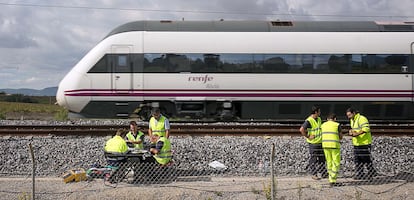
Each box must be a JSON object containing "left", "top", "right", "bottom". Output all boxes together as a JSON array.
[
  {"left": 125, "top": 121, "right": 145, "bottom": 150},
  {"left": 104, "top": 128, "right": 129, "bottom": 183},
  {"left": 148, "top": 108, "right": 170, "bottom": 138},
  {"left": 104, "top": 128, "right": 128, "bottom": 166},
  {"left": 149, "top": 135, "right": 172, "bottom": 165}
]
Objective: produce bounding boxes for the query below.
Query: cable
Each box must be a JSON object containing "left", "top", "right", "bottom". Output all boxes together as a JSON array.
[{"left": 0, "top": 2, "right": 414, "bottom": 19}]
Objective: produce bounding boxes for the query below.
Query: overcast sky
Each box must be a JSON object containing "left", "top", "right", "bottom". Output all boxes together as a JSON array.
[{"left": 0, "top": 0, "right": 413, "bottom": 89}]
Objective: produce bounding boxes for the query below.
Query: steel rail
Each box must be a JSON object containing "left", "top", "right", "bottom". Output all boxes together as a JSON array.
[{"left": 0, "top": 124, "right": 412, "bottom": 136}]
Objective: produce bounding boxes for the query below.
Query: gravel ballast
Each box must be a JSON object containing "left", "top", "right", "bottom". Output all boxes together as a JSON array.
[
  {"left": 0, "top": 120, "right": 413, "bottom": 177},
  {"left": 0, "top": 136, "right": 412, "bottom": 177}
]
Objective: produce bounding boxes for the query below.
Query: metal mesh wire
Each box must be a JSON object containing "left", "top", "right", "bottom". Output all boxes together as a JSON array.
[{"left": 94, "top": 162, "right": 223, "bottom": 185}]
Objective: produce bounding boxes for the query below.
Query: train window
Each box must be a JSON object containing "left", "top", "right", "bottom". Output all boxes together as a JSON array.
[
  {"left": 88, "top": 55, "right": 109, "bottom": 73},
  {"left": 141, "top": 53, "right": 410, "bottom": 74},
  {"left": 284, "top": 55, "right": 306, "bottom": 73},
  {"left": 144, "top": 54, "right": 168, "bottom": 72},
  {"left": 202, "top": 54, "right": 221, "bottom": 72},
  {"left": 350, "top": 55, "right": 363, "bottom": 73},
  {"left": 311, "top": 55, "right": 331, "bottom": 73},
  {"left": 169, "top": 54, "right": 191, "bottom": 72},
  {"left": 251, "top": 54, "right": 264, "bottom": 72},
  {"left": 188, "top": 54, "right": 207, "bottom": 72},
  {"left": 327, "top": 54, "right": 352, "bottom": 73},
  {"left": 361, "top": 54, "right": 408, "bottom": 73},
  {"left": 221, "top": 54, "right": 252, "bottom": 72},
  {"left": 113, "top": 55, "right": 130, "bottom": 73},
  {"left": 279, "top": 104, "right": 301, "bottom": 114},
  {"left": 263, "top": 55, "right": 291, "bottom": 72},
  {"left": 118, "top": 55, "right": 127, "bottom": 67},
  {"left": 130, "top": 54, "right": 143, "bottom": 73},
  {"left": 144, "top": 53, "right": 194, "bottom": 72}
]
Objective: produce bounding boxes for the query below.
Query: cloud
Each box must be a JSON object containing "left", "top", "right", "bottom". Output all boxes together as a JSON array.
[
  {"left": 0, "top": 34, "right": 38, "bottom": 48},
  {"left": 0, "top": 16, "right": 38, "bottom": 48}
]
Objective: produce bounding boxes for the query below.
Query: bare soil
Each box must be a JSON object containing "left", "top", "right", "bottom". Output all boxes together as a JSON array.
[
  {"left": 0, "top": 175, "right": 412, "bottom": 200},
  {"left": 4, "top": 112, "right": 56, "bottom": 120}
]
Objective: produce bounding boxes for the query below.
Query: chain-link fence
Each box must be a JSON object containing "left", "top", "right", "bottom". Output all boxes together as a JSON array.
[{"left": 0, "top": 135, "right": 413, "bottom": 199}]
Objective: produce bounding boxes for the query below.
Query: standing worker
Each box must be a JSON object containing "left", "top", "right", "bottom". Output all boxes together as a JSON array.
[
  {"left": 126, "top": 121, "right": 145, "bottom": 149},
  {"left": 346, "top": 107, "right": 377, "bottom": 179},
  {"left": 299, "top": 106, "right": 327, "bottom": 180},
  {"left": 148, "top": 108, "right": 170, "bottom": 138},
  {"left": 321, "top": 113, "right": 342, "bottom": 186}
]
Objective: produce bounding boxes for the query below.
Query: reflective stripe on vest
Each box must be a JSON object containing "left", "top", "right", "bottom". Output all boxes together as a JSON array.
[
  {"left": 154, "top": 137, "right": 172, "bottom": 165},
  {"left": 126, "top": 131, "right": 144, "bottom": 149},
  {"left": 150, "top": 116, "right": 166, "bottom": 137},
  {"left": 350, "top": 113, "right": 372, "bottom": 146},
  {"left": 321, "top": 121, "right": 340, "bottom": 149},
  {"left": 306, "top": 116, "right": 322, "bottom": 144}
]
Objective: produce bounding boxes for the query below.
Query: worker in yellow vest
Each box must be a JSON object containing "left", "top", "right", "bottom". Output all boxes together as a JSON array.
[
  {"left": 104, "top": 128, "right": 129, "bottom": 183},
  {"left": 346, "top": 107, "right": 377, "bottom": 179},
  {"left": 149, "top": 135, "right": 172, "bottom": 165},
  {"left": 125, "top": 121, "right": 145, "bottom": 149},
  {"left": 299, "top": 106, "right": 327, "bottom": 180},
  {"left": 321, "top": 113, "right": 343, "bottom": 186},
  {"left": 148, "top": 108, "right": 170, "bottom": 138},
  {"left": 104, "top": 128, "right": 128, "bottom": 155}
]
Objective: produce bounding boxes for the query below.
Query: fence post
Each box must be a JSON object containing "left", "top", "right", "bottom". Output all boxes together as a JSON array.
[
  {"left": 271, "top": 143, "right": 275, "bottom": 200},
  {"left": 28, "top": 143, "right": 35, "bottom": 200}
]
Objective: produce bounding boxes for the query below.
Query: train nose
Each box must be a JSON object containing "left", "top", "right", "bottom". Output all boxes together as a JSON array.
[{"left": 56, "top": 86, "right": 67, "bottom": 108}]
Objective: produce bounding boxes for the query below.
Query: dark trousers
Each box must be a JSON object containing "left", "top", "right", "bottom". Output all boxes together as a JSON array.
[
  {"left": 308, "top": 143, "right": 327, "bottom": 176},
  {"left": 106, "top": 159, "right": 127, "bottom": 183},
  {"left": 353, "top": 145, "right": 376, "bottom": 177}
]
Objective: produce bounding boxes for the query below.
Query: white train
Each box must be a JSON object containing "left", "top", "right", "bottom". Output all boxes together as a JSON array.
[{"left": 56, "top": 21, "right": 414, "bottom": 120}]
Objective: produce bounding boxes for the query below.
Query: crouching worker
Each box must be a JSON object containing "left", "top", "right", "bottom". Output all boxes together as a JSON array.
[
  {"left": 149, "top": 135, "right": 172, "bottom": 165},
  {"left": 321, "top": 113, "right": 342, "bottom": 187},
  {"left": 104, "top": 128, "right": 128, "bottom": 183}
]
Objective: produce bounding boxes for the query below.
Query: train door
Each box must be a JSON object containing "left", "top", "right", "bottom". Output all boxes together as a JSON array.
[{"left": 111, "top": 45, "right": 133, "bottom": 91}]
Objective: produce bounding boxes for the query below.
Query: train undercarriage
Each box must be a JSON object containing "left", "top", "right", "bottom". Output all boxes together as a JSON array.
[{"left": 71, "top": 100, "right": 414, "bottom": 121}]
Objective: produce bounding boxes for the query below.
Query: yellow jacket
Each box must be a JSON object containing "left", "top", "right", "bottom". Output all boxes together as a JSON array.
[{"left": 104, "top": 135, "right": 128, "bottom": 153}]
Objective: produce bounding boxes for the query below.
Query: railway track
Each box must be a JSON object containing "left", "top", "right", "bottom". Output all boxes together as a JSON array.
[{"left": 0, "top": 123, "right": 413, "bottom": 136}]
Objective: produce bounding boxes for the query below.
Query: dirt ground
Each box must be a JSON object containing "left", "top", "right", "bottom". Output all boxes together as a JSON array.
[
  {"left": 3, "top": 112, "right": 56, "bottom": 120},
  {"left": 0, "top": 175, "right": 412, "bottom": 200}
]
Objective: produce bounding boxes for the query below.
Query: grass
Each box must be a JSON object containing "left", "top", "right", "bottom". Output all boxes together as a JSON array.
[
  {"left": 17, "top": 192, "right": 31, "bottom": 200},
  {"left": 0, "top": 102, "right": 68, "bottom": 120}
]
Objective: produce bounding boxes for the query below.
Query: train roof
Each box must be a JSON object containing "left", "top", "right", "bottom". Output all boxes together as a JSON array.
[{"left": 105, "top": 20, "right": 414, "bottom": 38}]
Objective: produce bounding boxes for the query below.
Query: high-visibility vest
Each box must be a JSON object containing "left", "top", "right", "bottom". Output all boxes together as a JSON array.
[
  {"left": 305, "top": 116, "right": 322, "bottom": 144},
  {"left": 150, "top": 116, "right": 167, "bottom": 137},
  {"left": 154, "top": 137, "right": 172, "bottom": 165},
  {"left": 104, "top": 135, "right": 128, "bottom": 153},
  {"left": 350, "top": 113, "right": 372, "bottom": 146},
  {"left": 126, "top": 131, "right": 144, "bottom": 149},
  {"left": 321, "top": 121, "right": 341, "bottom": 149}
]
